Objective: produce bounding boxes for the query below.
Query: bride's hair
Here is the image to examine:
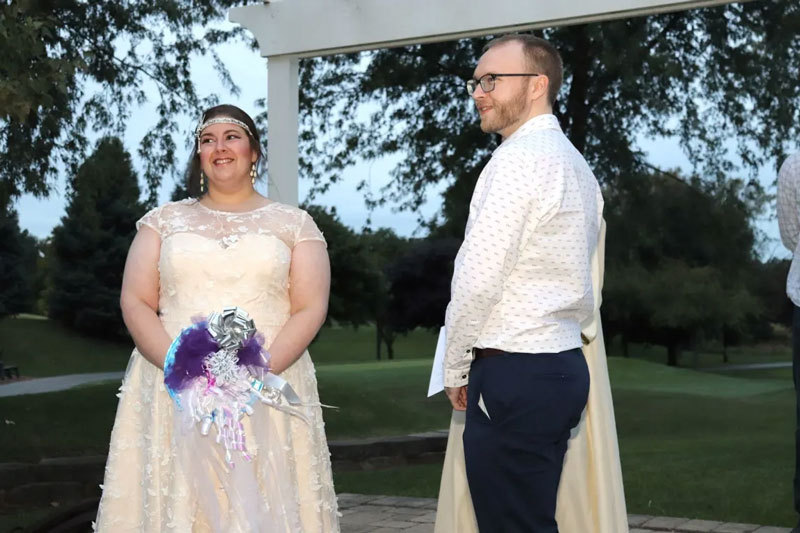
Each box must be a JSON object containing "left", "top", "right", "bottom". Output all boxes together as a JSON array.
[{"left": 185, "top": 104, "right": 264, "bottom": 197}]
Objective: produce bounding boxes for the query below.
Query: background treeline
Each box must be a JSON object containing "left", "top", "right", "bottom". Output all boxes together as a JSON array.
[
  {"left": 0, "top": 137, "right": 791, "bottom": 365},
  {"left": 4, "top": 1, "right": 799, "bottom": 365}
]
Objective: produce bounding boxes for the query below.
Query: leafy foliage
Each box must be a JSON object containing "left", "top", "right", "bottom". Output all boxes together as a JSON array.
[
  {"left": 298, "top": 2, "right": 799, "bottom": 229},
  {"left": 305, "top": 205, "right": 380, "bottom": 329},
  {"left": 48, "top": 137, "right": 145, "bottom": 339},
  {"left": 0, "top": 210, "right": 39, "bottom": 320},
  {"left": 304, "top": 205, "right": 416, "bottom": 358},
  {"left": 602, "top": 170, "right": 766, "bottom": 365},
  {"left": 0, "top": 0, "right": 249, "bottom": 210},
  {"left": 385, "top": 238, "right": 460, "bottom": 334}
]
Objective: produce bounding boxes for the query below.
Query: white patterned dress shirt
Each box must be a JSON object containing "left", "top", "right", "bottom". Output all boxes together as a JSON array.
[
  {"left": 444, "top": 114, "right": 603, "bottom": 387},
  {"left": 777, "top": 152, "right": 800, "bottom": 307}
]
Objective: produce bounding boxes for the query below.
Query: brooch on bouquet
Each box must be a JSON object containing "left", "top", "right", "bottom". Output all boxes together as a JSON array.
[{"left": 163, "top": 306, "right": 308, "bottom": 468}]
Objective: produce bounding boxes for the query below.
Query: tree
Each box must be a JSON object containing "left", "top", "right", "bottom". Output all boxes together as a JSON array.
[
  {"left": 1, "top": 0, "right": 248, "bottom": 211},
  {"left": 385, "top": 238, "right": 460, "bottom": 335},
  {"left": 360, "top": 228, "right": 410, "bottom": 359},
  {"left": 298, "top": 2, "right": 800, "bottom": 228},
  {"left": 0, "top": 209, "right": 39, "bottom": 320},
  {"left": 749, "top": 258, "right": 793, "bottom": 330},
  {"left": 48, "top": 137, "right": 145, "bottom": 339},
  {"left": 304, "top": 205, "right": 379, "bottom": 329},
  {"left": 303, "top": 206, "right": 413, "bottom": 359},
  {"left": 295, "top": 4, "right": 800, "bottom": 366},
  {"left": 601, "top": 170, "right": 765, "bottom": 365}
]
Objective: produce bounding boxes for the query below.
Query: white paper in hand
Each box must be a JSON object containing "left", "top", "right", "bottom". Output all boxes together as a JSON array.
[{"left": 427, "top": 326, "right": 446, "bottom": 397}]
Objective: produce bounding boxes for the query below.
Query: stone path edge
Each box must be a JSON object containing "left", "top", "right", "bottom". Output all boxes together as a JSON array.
[{"left": 337, "top": 494, "right": 793, "bottom": 533}]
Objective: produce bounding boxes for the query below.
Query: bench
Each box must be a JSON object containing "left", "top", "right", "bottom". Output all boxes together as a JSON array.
[{"left": 0, "top": 361, "right": 20, "bottom": 380}]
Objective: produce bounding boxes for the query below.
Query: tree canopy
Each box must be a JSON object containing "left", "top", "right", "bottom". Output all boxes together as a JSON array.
[
  {"left": 48, "top": 137, "right": 144, "bottom": 338},
  {"left": 7, "top": 1, "right": 798, "bottom": 223},
  {"left": 0, "top": 0, "right": 247, "bottom": 211},
  {"left": 0, "top": 210, "right": 39, "bottom": 320},
  {"left": 602, "top": 170, "right": 766, "bottom": 365},
  {"left": 298, "top": 1, "right": 799, "bottom": 230}
]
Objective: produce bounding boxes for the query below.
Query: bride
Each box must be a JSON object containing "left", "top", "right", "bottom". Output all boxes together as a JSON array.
[{"left": 94, "top": 104, "right": 340, "bottom": 532}]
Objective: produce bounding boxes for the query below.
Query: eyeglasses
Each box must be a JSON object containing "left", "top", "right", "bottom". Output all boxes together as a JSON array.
[{"left": 466, "top": 73, "right": 541, "bottom": 95}]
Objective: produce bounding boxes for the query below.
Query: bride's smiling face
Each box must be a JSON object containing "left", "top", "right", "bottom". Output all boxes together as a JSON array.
[{"left": 197, "top": 122, "right": 258, "bottom": 189}]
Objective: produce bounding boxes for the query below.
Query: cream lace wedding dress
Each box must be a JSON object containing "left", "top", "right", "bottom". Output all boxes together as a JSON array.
[{"left": 94, "top": 199, "right": 340, "bottom": 532}]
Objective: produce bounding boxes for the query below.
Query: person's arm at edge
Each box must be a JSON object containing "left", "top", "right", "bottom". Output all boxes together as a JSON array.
[
  {"left": 778, "top": 155, "right": 800, "bottom": 253},
  {"left": 120, "top": 226, "right": 172, "bottom": 369}
]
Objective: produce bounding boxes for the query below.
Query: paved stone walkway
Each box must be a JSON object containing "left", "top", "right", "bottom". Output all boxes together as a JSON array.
[
  {"left": 0, "top": 372, "right": 123, "bottom": 398},
  {"left": 338, "top": 494, "right": 792, "bottom": 533}
]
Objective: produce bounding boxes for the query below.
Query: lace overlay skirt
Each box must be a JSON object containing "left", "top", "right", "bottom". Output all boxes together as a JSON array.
[{"left": 94, "top": 346, "right": 340, "bottom": 532}]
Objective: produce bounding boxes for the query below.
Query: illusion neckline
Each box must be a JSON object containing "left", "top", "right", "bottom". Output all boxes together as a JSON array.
[{"left": 194, "top": 198, "right": 278, "bottom": 215}]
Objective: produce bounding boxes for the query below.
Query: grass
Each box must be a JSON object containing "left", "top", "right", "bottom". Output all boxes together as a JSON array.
[
  {"left": 310, "top": 325, "right": 439, "bottom": 365},
  {"left": 609, "top": 357, "right": 790, "bottom": 397},
  {"left": 606, "top": 338, "right": 793, "bottom": 369},
  {"left": 0, "top": 316, "right": 131, "bottom": 377},
  {"left": 0, "top": 506, "right": 55, "bottom": 532},
  {"left": 318, "top": 360, "right": 451, "bottom": 439},
  {"left": 330, "top": 359, "right": 798, "bottom": 527},
  {"left": 0, "top": 359, "right": 451, "bottom": 461},
  {"left": 1, "top": 316, "right": 798, "bottom": 526},
  {"left": 0, "top": 316, "right": 439, "bottom": 377},
  {"left": 615, "top": 387, "right": 795, "bottom": 526},
  {"left": 333, "top": 463, "right": 445, "bottom": 498}
]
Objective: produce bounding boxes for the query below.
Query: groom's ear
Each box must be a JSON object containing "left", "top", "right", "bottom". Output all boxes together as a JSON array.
[{"left": 531, "top": 75, "right": 549, "bottom": 103}]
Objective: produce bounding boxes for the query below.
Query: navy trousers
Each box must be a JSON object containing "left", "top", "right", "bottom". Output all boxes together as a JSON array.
[{"left": 463, "top": 348, "right": 590, "bottom": 533}]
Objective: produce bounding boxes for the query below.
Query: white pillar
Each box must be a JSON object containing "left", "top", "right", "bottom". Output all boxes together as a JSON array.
[{"left": 266, "top": 55, "right": 299, "bottom": 206}]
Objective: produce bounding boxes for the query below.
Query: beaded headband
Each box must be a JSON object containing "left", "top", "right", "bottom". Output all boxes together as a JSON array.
[{"left": 195, "top": 117, "right": 254, "bottom": 139}]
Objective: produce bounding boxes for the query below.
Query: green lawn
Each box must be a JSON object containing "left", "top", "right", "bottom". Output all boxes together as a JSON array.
[
  {"left": 333, "top": 359, "right": 797, "bottom": 527},
  {"left": 0, "top": 316, "right": 438, "bottom": 377},
  {"left": 2, "top": 314, "right": 788, "bottom": 376},
  {"left": 0, "top": 316, "right": 797, "bottom": 526},
  {"left": 606, "top": 338, "right": 793, "bottom": 369},
  {"left": 0, "top": 359, "right": 451, "bottom": 461},
  {"left": 310, "top": 324, "right": 439, "bottom": 365},
  {"left": 0, "top": 316, "right": 132, "bottom": 377}
]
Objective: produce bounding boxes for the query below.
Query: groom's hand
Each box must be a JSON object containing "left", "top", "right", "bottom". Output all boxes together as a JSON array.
[{"left": 445, "top": 386, "right": 468, "bottom": 411}]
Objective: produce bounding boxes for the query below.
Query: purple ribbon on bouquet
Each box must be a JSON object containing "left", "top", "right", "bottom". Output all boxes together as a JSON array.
[{"left": 163, "top": 306, "right": 308, "bottom": 467}]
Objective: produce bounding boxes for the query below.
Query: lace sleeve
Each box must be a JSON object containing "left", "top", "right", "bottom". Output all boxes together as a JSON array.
[
  {"left": 136, "top": 205, "right": 162, "bottom": 235},
  {"left": 295, "top": 210, "right": 326, "bottom": 247}
]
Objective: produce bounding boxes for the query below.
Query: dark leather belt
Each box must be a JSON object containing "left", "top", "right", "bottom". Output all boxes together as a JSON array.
[{"left": 473, "top": 347, "right": 507, "bottom": 360}]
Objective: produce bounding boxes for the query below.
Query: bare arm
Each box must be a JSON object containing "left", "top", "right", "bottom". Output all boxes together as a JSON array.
[
  {"left": 267, "top": 240, "right": 330, "bottom": 374},
  {"left": 120, "top": 226, "right": 171, "bottom": 369}
]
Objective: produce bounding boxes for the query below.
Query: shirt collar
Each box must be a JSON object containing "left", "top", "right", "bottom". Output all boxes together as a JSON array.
[{"left": 502, "top": 114, "right": 561, "bottom": 145}]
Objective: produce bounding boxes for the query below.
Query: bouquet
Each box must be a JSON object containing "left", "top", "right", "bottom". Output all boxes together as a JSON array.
[{"left": 164, "top": 306, "right": 308, "bottom": 468}]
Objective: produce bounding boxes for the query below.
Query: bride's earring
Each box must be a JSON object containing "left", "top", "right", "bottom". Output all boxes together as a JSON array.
[
  {"left": 250, "top": 163, "right": 256, "bottom": 186},
  {"left": 200, "top": 171, "right": 205, "bottom": 193}
]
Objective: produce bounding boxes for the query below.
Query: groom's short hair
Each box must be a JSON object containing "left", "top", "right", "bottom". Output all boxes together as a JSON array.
[{"left": 483, "top": 34, "right": 564, "bottom": 106}]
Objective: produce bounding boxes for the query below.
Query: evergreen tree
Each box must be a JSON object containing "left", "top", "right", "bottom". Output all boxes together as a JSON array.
[
  {"left": 0, "top": 209, "right": 38, "bottom": 320},
  {"left": 48, "top": 137, "right": 145, "bottom": 338}
]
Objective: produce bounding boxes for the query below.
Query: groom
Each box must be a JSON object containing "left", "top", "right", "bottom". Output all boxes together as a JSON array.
[{"left": 444, "top": 34, "right": 602, "bottom": 532}]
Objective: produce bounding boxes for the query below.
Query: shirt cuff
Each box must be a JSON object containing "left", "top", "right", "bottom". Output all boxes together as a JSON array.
[
  {"left": 444, "top": 335, "right": 474, "bottom": 387},
  {"left": 444, "top": 368, "right": 470, "bottom": 388}
]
